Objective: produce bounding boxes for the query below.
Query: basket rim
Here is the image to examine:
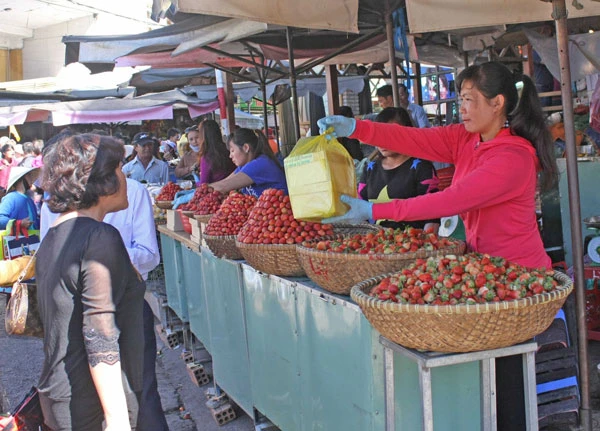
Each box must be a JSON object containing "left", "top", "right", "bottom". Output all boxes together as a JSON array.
[
  {"left": 296, "top": 238, "right": 466, "bottom": 261},
  {"left": 181, "top": 210, "right": 195, "bottom": 217},
  {"left": 235, "top": 239, "right": 297, "bottom": 251},
  {"left": 350, "top": 271, "right": 573, "bottom": 314},
  {"left": 194, "top": 213, "right": 214, "bottom": 221},
  {"left": 155, "top": 200, "right": 174, "bottom": 203},
  {"left": 203, "top": 233, "right": 238, "bottom": 241}
]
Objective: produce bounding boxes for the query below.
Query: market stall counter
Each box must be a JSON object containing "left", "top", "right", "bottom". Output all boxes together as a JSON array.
[{"left": 157, "top": 226, "right": 482, "bottom": 430}]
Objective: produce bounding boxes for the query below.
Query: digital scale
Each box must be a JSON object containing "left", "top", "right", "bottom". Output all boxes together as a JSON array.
[{"left": 584, "top": 216, "right": 600, "bottom": 264}]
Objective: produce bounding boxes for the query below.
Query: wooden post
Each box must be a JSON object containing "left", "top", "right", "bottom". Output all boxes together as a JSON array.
[
  {"left": 325, "top": 65, "right": 339, "bottom": 115},
  {"left": 385, "top": 0, "right": 400, "bottom": 107},
  {"left": 225, "top": 72, "right": 236, "bottom": 131},
  {"left": 413, "top": 61, "right": 423, "bottom": 106}
]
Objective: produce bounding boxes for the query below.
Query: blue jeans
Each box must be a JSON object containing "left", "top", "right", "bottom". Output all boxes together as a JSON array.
[{"left": 137, "top": 300, "right": 169, "bottom": 431}]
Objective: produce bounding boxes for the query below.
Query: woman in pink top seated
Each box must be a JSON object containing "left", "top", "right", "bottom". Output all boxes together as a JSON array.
[{"left": 319, "top": 61, "right": 559, "bottom": 431}]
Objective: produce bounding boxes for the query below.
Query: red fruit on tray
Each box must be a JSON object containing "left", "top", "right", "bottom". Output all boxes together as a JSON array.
[
  {"left": 204, "top": 191, "right": 258, "bottom": 236},
  {"left": 156, "top": 182, "right": 182, "bottom": 201},
  {"left": 236, "top": 188, "right": 334, "bottom": 245}
]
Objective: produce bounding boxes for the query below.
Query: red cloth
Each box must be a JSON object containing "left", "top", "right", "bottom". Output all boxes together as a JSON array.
[{"left": 351, "top": 120, "right": 551, "bottom": 269}]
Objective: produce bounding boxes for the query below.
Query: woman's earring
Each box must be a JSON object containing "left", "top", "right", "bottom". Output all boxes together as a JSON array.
[{"left": 504, "top": 119, "right": 510, "bottom": 128}]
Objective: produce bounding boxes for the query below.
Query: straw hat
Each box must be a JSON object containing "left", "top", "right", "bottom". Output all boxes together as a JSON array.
[{"left": 6, "top": 166, "right": 40, "bottom": 192}]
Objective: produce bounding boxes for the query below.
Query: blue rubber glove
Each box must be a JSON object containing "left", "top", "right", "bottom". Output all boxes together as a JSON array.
[
  {"left": 172, "top": 189, "right": 194, "bottom": 209},
  {"left": 322, "top": 195, "right": 373, "bottom": 224},
  {"left": 317, "top": 115, "right": 357, "bottom": 138}
]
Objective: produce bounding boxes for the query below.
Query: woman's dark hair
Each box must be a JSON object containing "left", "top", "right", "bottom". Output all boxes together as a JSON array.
[
  {"left": 199, "top": 120, "right": 233, "bottom": 173},
  {"left": 227, "top": 128, "right": 281, "bottom": 169},
  {"left": 456, "top": 61, "right": 558, "bottom": 191},
  {"left": 42, "top": 133, "right": 125, "bottom": 213},
  {"left": 1, "top": 143, "right": 14, "bottom": 155},
  {"left": 338, "top": 106, "right": 354, "bottom": 118},
  {"left": 375, "top": 107, "right": 414, "bottom": 127}
]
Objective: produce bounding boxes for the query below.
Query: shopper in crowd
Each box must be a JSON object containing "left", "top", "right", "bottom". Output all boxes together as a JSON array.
[
  {"left": 40, "top": 176, "right": 168, "bottom": 431},
  {"left": 211, "top": 128, "right": 288, "bottom": 197},
  {"left": 122, "top": 132, "right": 169, "bottom": 184},
  {"left": 31, "top": 139, "right": 44, "bottom": 168},
  {"left": 198, "top": 119, "right": 235, "bottom": 184},
  {"left": 18, "top": 141, "right": 37, "bottom": 168},
  {"left": 37, "top": 133, "right": 144, "bottom": 431},
  {"left": 0, "top": 166, "right": 40, "bottom": 230},
  {"left": 319, "top": 61, "right": 558, "bottom": 430},
  {"left": 175, "top": 124, "right": 201, "bottom": 180},
  {"left": 336, "top": 106, "right": 364, "bottom": 161},
  {"left": 0, "top": 142, "right": 20, "bottom": 190},
  {"left": 160, "top": 127, "right": 180, "bottom": 161},
  {"left": 377, "top": 84, "right": 431, "bottom": 128},
  {"left": 359, "top": 107, "right": 439, "bottom": 232}
]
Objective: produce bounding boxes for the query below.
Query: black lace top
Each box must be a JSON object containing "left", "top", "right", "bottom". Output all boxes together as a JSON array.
[{"left": 36, "top": 217, "right": 145, "bottom": 430}]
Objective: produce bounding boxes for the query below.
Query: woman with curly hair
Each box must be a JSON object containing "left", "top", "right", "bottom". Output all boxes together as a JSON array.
[{"left": 37, "top": 133, "right": 144, "bottom": 431}]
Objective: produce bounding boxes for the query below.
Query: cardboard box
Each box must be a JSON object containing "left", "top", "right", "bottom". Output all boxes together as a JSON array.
[{"left": 166, "top": 209, "right": 184, "bottom": 231}]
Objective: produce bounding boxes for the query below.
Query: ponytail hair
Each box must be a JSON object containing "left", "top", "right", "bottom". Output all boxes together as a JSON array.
[
  {"left": 457, "top": 62, "right": 558, "bottom": 191},
  {"left": 227, "top": 128, "right": 282, "bottom": 169}
]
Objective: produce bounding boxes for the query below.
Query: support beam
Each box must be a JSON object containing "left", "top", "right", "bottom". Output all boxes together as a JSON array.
[
  {"left": 385, "top": 0, "right": 400, "bottom": 107},
  {"left": 552, "top": 1, "right": 591, "bottom": 429},
  {"left": 325, "top": 65, "right": 339, "bottom": 115},
  {"left": 286, "top": 27, "right": 301, "bottom": 142},
  {"left": 225, "top": 72, "right": 236, "bottom": 132},
  {"left": 413, "top": 62, "right": 423, "bottom": 106}
]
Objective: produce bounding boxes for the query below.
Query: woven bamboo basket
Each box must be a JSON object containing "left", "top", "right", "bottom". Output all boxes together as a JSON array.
[
  {"left": 350, "top": 271, "right": 573, "bottom": 352},
  {"left": 181, "top": 210, "right": 195, "bottom": 218},
  {"left": 155, "top": 200, "right": 173, "bottom": 210},
  {"left": 297, "top": 238, "right": 466, "bottom": 295},
  {"left": 204, "top": 234, "right": 243, "bottom": 260},
  {"left": 236, "top": 241, "right": 304, "bottom": 276},
  {"left": 194, "top": 213, "right": 214, "bottom": 223}
]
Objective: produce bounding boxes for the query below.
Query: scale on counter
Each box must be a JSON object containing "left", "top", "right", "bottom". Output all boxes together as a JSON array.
[{"left": 584, "top": 216, "right": 600, "bottom": 264}]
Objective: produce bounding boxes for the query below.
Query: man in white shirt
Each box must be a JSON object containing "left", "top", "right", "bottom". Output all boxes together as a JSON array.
[
  {"left": 122, "top": 132, "right": 169, "bottom": 184},
  {"left": 41, "top": 178, "right": 169, "bottom": 431},
  {"left": 376, "top": 84, "right": 431, "bottom": 128}
]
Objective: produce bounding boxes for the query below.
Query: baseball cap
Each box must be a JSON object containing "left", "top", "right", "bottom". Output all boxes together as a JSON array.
[{"left": 132, "top": 132, "right": 156, "bottom": 146}]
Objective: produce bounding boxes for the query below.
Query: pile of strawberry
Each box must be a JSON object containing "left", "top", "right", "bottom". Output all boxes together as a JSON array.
[
  {"left": 156, "top": 182, "right": 181, "bottom": 201},
  {"left": 302, "top": 227, "right": 453, "bottom": 254},
  {"left": 178, "top": 184, "right": 224, "bottom": 215},
  {"left": 204, "top": 191, "right": 257, "bottom": 236},
  {"left": 369, "top": 253, "right": 559, "bottom": 305},
  {"left": 237, "top": 188, "right": 334, "bottom": 245}
]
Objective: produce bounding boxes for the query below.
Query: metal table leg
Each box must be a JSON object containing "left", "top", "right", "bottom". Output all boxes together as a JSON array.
[
  {"left": 523, "top": 351, "right": 539, "bottom": 431},
  {"left": 480, "top": 358, "right": 497, "bottom": 431},
  {"left": 384, "top": 346, "right": 395, "bottom": 431},
  {"left": 419, "top": 365, "right": 434, "bottom": 431}
]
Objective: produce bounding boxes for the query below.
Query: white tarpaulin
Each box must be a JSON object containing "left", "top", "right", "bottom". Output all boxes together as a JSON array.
[
  {"left": 405, "top": 0, "right": 600, "bottom": 33},
  {"left": 525, "top": 28, "right": 600, "bottom": 82},
  {"left": 177, "top": 0, "right": 360, "bottom": 33}
]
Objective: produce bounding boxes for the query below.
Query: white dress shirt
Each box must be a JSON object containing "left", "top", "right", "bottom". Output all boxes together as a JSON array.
[{"left": 40, "top": 178, "right": 160, "bottom": 280}]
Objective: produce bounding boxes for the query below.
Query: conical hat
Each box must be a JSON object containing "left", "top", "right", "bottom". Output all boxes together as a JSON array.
[{"left": 6, "top": 166, "right": 39, "bottom": 192}]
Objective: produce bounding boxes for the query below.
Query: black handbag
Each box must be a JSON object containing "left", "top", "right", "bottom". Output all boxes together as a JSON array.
[
  {"left": 4, "top": 254, "right": 43, "bottom": 338},
  {"left": 1, "top": 387, "right": 48, "bottom": 431}
]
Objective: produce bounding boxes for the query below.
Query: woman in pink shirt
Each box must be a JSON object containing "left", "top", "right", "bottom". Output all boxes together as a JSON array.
[
  {"left": 319, "top": 61, "right": 559, "bottom": 431},
  {"left": 0, "top": 143, "right": 20, "bottom": 190},
  {"left": 319, "top": 62, "right": 558, "bottom": 270}
]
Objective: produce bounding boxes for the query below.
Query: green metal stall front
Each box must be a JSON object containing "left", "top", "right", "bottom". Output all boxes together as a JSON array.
[{"left": 158, "top": 227, "right": 482, "bottom": 430}]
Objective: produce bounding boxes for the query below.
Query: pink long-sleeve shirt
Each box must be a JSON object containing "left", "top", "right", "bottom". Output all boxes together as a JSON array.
[{"left": 351, "top": 120, "right": 551, "bottom": 269}]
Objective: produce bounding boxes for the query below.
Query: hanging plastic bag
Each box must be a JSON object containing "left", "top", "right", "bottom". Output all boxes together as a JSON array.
[{"left": 284, "top": 131, "right": 357, "bottom": 221}]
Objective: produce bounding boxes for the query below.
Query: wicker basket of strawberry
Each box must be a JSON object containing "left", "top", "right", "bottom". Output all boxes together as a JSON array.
[
  {"left": 236, "top": 189, "right": 336, "bottom": 277},
  {"left": 155, "top": 182, "right": 182, "bottom": 209},
  {"left": 178, "top": 184, "right": 224, "bottom": 219},
  {"left": 296, "top": 227, "right": 466, "bottom": 295},
  {"left": 350, "top": 253, "right": 573, "bottom": 352},
  {"left": 203, "top": 191, "right": 258, "bottom": 259}
]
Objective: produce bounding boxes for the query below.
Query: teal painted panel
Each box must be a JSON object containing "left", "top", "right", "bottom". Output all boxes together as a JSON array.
[
  {"left": 295, "top": 286, "right": 383, "bottom": 431},
  {"left": 393, "top": 354, "right": 481, "bottom": 430},
  {"left": 243, "top": 269, "right": 302, "bottom": 431},
  {"left": 181, "top": 246, "right": 208, "bottom": 350},
  {"left": 160, "top": 234, "right": 187, "bottom": 321},
  {"left": 203, "top": 254, "right": 253, "bottom": 416},
  {"left": 557, "top": 158, "right": 600, "bottom": 266}
]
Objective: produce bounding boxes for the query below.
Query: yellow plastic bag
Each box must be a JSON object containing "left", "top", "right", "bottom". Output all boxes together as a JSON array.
[{"left": 284, "top": 132, "right": 357, "bottom": 221}]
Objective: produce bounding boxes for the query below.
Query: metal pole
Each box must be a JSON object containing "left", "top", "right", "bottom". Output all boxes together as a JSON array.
[
  {"left": 552, "top": 1, "right": 591, "bottom": 429},
  {"left": 286, "top": 26, "right": 301, "bottom": 142},
  {"left": 385, "top": 0, "right": 400, "bottom": 107},
  {"left": 261, "top": 81, "right": 269, "bottom": 137},
  {"left": 273, "top": 101, "right": 280, "bottom": 145}
]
